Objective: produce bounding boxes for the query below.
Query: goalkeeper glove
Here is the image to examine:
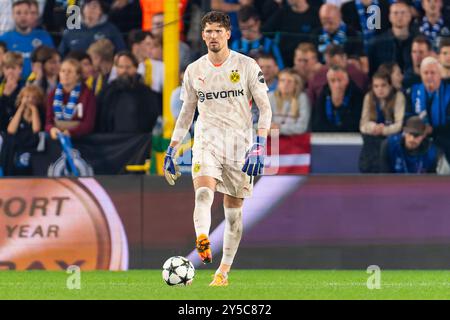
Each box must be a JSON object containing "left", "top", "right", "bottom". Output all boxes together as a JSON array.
[
  {"left": 163, "top": 146, "right": 181, "bottom": 185},
  {"left": 242, "top": 136, "right": 266, "bottom": 177}
]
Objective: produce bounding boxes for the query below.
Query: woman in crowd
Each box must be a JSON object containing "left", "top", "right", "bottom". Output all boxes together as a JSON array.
[
  {"left": 0, "top": 52, "right": 26, "bottom": 132},
  {"left": 359, "top": 70, "right": 406, "bottom": 173},
  {"left": 0, "top": 85, "right": 43, "bottom": 175},
  {"left": 269, "top": 68, "right": 311, "bottom": 135},
  {"left": 45, "top": 58, "right": 96, "bottom": 140},
  {"left": 377, "top": 62, "right": 404, "bottom": 92}
]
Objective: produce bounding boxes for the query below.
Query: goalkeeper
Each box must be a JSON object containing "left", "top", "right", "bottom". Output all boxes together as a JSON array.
[{"left": 163, "top": 11, "right": 272, "bottom": 287}]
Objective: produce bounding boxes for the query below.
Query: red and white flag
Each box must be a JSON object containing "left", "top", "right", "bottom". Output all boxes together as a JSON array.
[{"left": 265, "top": 133, "right": 311, "bottom": 175}]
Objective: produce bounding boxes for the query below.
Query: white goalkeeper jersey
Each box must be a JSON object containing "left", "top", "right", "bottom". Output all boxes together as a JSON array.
[{"left": 172, "top": 50, "right": 272, "bottom": 161}]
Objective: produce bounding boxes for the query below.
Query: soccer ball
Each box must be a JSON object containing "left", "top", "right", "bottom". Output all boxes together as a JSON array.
[{"left": 162, "top": 256, "right": 195, "bottom": 286}]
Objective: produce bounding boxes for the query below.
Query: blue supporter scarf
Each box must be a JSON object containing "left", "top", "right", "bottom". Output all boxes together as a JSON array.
[
  {"left": 411, "top": 82, "right": 450, "bottom": 127},
  {"left": 318, "top": 23, "right": 348, "bottom": 54},
  {"left": 326, "top": 91, "right": 351, "bottom": 126},
  {"left": 53, "top": 83, "right": 81, "bottom": 121},
  {"left": 420, "top": 16, "right": 444, "bottom": 49},
  {"left": 355, "top": 0, "right": 379, "bottom": 51}
]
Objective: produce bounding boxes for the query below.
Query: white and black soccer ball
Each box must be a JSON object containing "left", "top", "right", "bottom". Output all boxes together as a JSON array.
[{"left": 162, "top": 256, "right": 195, "bottom": 286}]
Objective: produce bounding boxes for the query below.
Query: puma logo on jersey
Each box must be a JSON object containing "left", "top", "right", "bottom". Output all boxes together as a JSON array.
[
  {"left": 198, "top": 90, "right": 245, "bottom": 103},
  {"left": 198, "top": 77, "right": 205, "bottom": 84}
]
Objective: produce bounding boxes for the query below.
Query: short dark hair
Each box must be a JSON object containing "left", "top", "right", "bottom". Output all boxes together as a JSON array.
[
  {"left": 201, "top": 11, "right": 231, "bottom": 31},
  {"left": 413, "top": 35, "right": 432, "bottom": 51},
  {"left": 238, "top": 5, "right": 260, "bottom": 23},
  {"left": 128, "top": 29, "right": 153, "bottom": 48},
  {"left": 325, "top": 44, "right": 346, "bottom": 57},
  {"left": 12, "top": 0, "right": 30, "bottom": 8},
  {"left": 65, "top": 50, "right": 92, "bottom": 63},
  {"left": 256, "top": 52, "right": 276, "bottom": 62},
  {"left": 31, "top": 46, "right": 59, "bottom": 64},
  {"left": 391, "top": 0, "right": 410, "bottom": 8},
  {"left": 328, "top": 64, "right": 348, "bottom": 74},
  {"left": 83, "top": 0, "right": 109, "bottom": 13},
  {"left": 115, "top": 51, "right": 139, "bottom": 68},
  {"left": 439, "top": 37, "right": 450, "bottom": 52}
]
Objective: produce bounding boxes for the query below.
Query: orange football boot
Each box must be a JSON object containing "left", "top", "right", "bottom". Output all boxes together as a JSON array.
[{"left": 196, "top": 234, "right": 212, "bottom": 264}]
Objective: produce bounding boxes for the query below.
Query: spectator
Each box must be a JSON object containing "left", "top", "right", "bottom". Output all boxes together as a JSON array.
[
  {"left": 269, "top": 68, "right": 311, "bottom": 135},
  {"left": 0, "top": 41, "right": 7, "bottom": 79},
  {"left": 307, "top": 44, "right": 368, "bottom": 108},
  {"left": 0, "top": 85, "right": 43, "bottom": 175},
  {"left": 368, "top": 0, "right": 416, "bottom": 75},
  {"left": 377, "top": 62, "right": 405, "bottom": 91},
  {"left": 87, "top": 39, "right": 115, "bottom": 95},
  {"left": 127, "top": 30, "right": 164, "bottom": 93},
  {"left": 415, "top": 0, "right": 449, "bottom": 51},
  {"left": 232, "top": 6, "right": 284, "bottom": 69},
  {"left": 359, "top": 71, "right": 406, "bottom": 172},
  {"left": 0, "top": 0, "right": 54, "bottom": 79},
  {"left": 314, "top": 3, "right": 364, "bottom": 62},
  {"left": 438, "top": 37, "right": 450, "bottom": 79},
  {"left": 256, "top": 53, "right": 279, "bottom": 92},
  {"left": 380, "top": 116, "right": 447, "bottom": 173},
  {"left": 42, "top": 0, "right": 82, "bottom": 45},
  {"left": 293, "top": 42, "right": 322, "bottom": 89},
  {"left": 27, "top": 45, "right": 60, "bottom": 95},
  {"left": 341, "top": 0, "right": 391, "bottom": 53},
  {"left": 0, "top": 52, "right": 25, "bottom": 131},
  {"left": 58, "top": 0, "right": 126, "bottom": 57},
  {"left": 262, "top": 0, "right": 321, "bottom": 67},
  {"left": 0, "top": 0, "right": 15, "bottom": 35},
  {"left": 65, "top": 51, "right": 96, "bottom": 89},
  {"left": 108, "top": 0, "right": 142, "bottom": 35},
  {"left": 312, "top": 65, "right": 364, "bottom": 132},
  {"left": 96, "top": 51, "right": 159, "bottom": 133},
  {"left": 406, "top": 56, "right": 450, "bottom": 160},
  {"left": 150, "top": 12, "right": 194, "bottom": 70},
  {"left": 46, "top": 58, "right": 96, "bottom": 139},
  {"left": 402, "top": 35, "right": 434, "bottom": 90}
]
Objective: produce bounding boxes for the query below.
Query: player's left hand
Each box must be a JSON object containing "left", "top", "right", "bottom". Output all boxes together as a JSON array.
[
  {"left": 242, "top": 136, "right": 266, "bottom": 177},
  {"left": 163, "top": 146, "right": 181, "bottom": 185}
]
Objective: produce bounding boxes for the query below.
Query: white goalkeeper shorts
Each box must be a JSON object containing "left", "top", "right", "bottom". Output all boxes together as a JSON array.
[{"left": 191, "top": 149, "right": 253, "bottom": 198}]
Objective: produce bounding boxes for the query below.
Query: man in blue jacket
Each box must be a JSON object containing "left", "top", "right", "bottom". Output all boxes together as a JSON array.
[
  {"left": 406, "top": 56, "right": 450, "bottom": 161},
  {"left": 380, "top": 116, "right": 441, "bottom": 173}
]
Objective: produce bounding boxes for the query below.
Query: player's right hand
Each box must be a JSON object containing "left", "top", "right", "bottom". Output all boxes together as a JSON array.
[{"left": 163, "top": 146, "right": 181, "bottom": 186}]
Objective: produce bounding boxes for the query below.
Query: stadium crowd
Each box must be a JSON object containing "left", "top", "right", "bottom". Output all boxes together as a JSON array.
[{"left": 0, "top": 0, "right": 450, "bottom": 175}]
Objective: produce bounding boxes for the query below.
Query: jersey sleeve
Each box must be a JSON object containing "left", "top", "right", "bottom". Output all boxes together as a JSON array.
[
  {"left": 247, "top": 60, "right": 272, "bottom": 131},
  {"left": 172, "top": 66, "right": 197, "bottom": 143}
]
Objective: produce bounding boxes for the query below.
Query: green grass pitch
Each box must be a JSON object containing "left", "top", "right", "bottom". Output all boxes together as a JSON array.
[{"left": 1, "top": 270, "right": 450, "bottom": 300}]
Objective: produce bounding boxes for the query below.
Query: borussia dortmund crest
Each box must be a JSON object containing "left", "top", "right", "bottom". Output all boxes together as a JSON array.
[
  {"left": 230, "top": 70, "right": 240, "bottom": 84},
  {"left": 194, "top": 163, "right": 201, "bottom": 173}
]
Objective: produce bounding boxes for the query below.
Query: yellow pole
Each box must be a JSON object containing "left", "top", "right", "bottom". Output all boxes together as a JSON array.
[
  {"left": 163, "top": 0, "right": 179, "bottom": 140},
  {"left": 150, "top": 0, "right": 180, "bottom": 175}
]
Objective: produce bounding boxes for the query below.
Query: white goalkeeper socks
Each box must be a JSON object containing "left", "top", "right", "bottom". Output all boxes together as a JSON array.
[
  {"left": 193, "top": 187, "right": 214, "bottom": 237},
  {"left": 221, "top": 206, "right": 243, "bottom": 266}
]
